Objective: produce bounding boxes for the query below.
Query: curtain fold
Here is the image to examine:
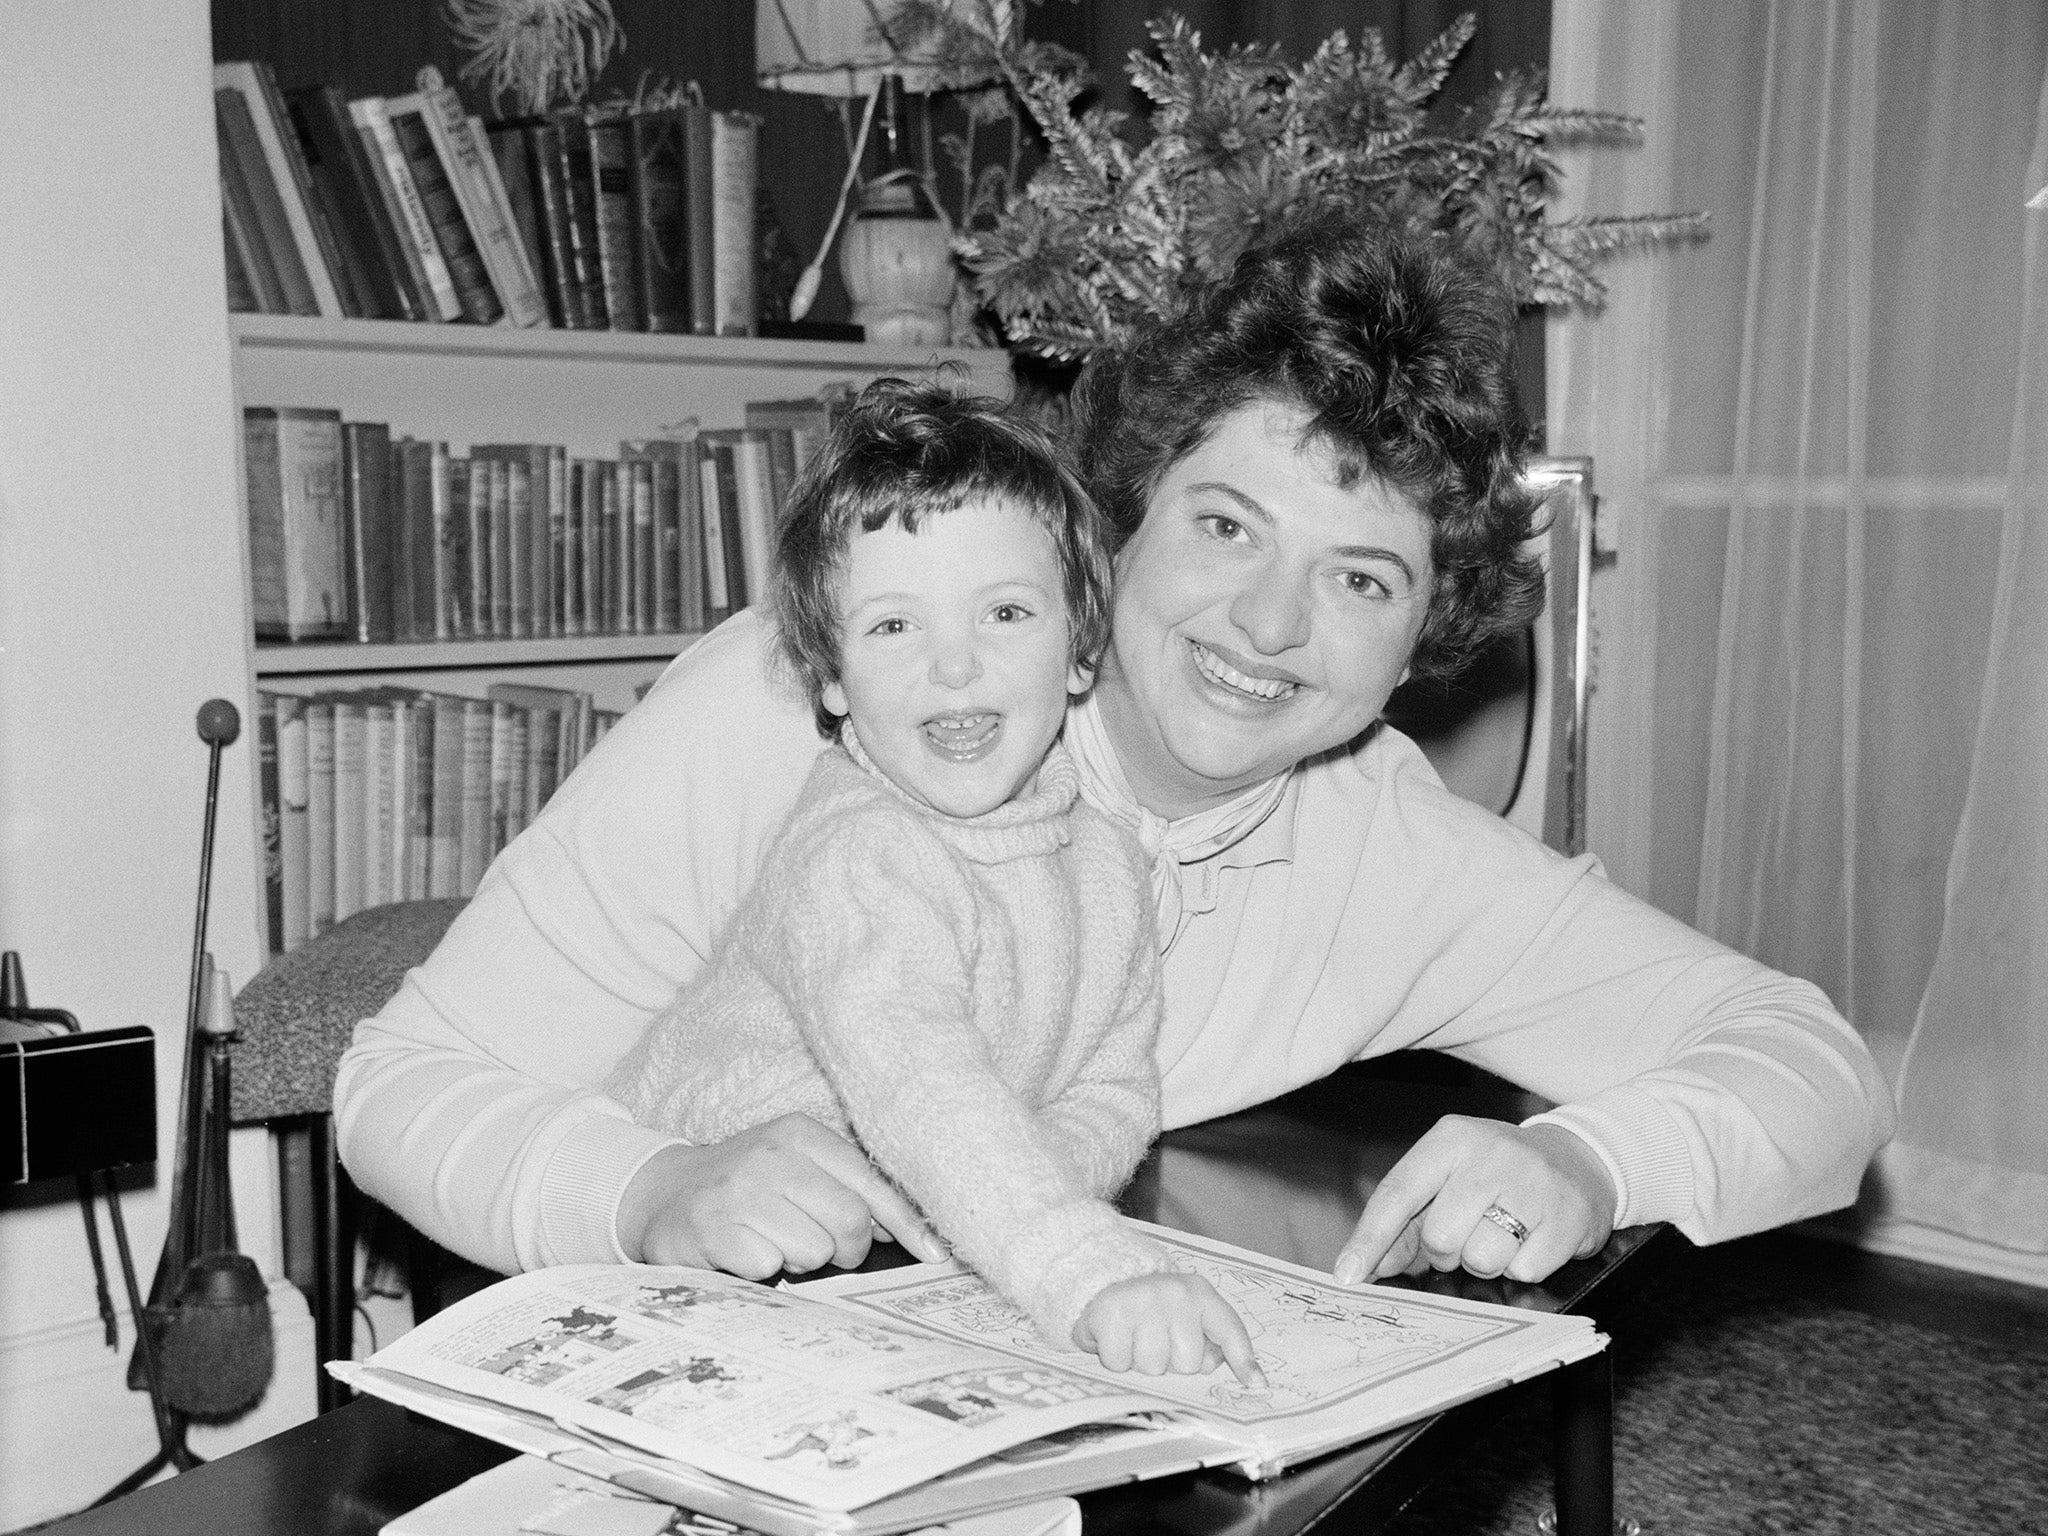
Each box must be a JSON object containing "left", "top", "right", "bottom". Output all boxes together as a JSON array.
[{"left": 1550, "top": 0, "right": 2048, "bottom": 1271}]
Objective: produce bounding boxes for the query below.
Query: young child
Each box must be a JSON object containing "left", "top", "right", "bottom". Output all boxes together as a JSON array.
[{"left": 608, "top": 379, "right": 1258, "bottom": 1386}]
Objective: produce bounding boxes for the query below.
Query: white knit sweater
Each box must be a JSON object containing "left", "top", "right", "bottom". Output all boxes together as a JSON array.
[{"left": 607, "top": 739, "right": 1169, "bottom": 1345}]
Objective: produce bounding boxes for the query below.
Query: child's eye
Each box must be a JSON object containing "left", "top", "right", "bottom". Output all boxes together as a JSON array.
[
  {"left": 987, "top": 602, "right": 1032, "bottom": 624},
  {"left": 868, "top": 616, "right": 909, "bottom": 636}
]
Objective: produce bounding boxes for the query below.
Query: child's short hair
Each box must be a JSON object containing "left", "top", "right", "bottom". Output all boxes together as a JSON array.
[{"left": 774, "top": 377, "right": 1115, "bottom": 734}]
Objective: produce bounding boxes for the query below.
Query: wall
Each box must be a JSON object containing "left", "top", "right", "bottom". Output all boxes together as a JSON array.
[{"left": 0, "top": 2, "right": 313, "bottom": 1527}]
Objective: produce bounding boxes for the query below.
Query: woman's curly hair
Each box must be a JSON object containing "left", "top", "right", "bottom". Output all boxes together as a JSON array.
[
  {"left": 774, "top": 377, "right": 1115, "bottom": 735},
  {"left": 1070, "top": 215, "right": 1546, "bottom": 683}
]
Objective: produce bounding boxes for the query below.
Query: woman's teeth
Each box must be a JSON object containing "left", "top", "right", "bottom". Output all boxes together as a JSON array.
[
  {"left": 924, "top": 713, "right": 1001, "bottom": 754},
  {"left": 1192, "top": 643, "right": 1296, "bottom": 701}
]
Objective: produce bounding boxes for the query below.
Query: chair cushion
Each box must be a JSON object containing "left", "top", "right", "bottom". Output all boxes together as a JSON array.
[{"left": 230, "top": 899, "right": 467, "bottom": 1123}]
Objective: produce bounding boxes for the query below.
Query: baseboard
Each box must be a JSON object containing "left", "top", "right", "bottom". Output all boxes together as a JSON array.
[
  {"left": 1798, "top": 1212, "right": 2048, "bottom": 1291},
  {"left": 0, "top": 1276, "right": 316, "bottom": 1532}
]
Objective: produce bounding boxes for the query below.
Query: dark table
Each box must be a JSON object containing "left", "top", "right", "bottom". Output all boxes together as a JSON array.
[{"left": 48, "top": 1061, "right": 1676, "bottom": 1536}]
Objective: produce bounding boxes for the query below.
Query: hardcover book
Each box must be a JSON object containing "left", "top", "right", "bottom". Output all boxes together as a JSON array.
[
  {"left": 383, "top": 92, "right": 505, "bottom": 325},
  {"left": 215, "top": 85, "right": 319, "bottom": 316},
  {"left": 709, "top": 111, "right": 759, "bottom": 337},
  {"left": 349, "top": 95, "right": 464, "bottom": 322},
  {"left": 216, "top": 61, "right": 348, "bottom": 318},
  {"left": 340, "top": 421, "right": 396, "bottom": 644},
  {"left": 628, "top": 105, "right": 692, "bottom": 334},
  {"left": 245, "top": 406, "right": 350, "bottom": 642},
  {"left": 411, "top": 67, "right": 547, "bottom": 328},
  {"left": 335, "top": 1225, "right": 1602, "bottom": 1536},
  {"left": 549, "top": 109, "right": 611, "bottom": 328},
  {"left": 284, "top": 84, "right": 421, "bottom": 321},
  {"left": 586, "top": 112, "right": 645, "bottom": 332}
]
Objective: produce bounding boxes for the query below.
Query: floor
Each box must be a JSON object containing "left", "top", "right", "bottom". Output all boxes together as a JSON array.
[{"left": 1721, "top": 1224, "right": 2048, "bottom": 1361}]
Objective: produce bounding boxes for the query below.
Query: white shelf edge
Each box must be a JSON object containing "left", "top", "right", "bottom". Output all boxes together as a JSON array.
[
  {"left": 229, "top": 313, "right": 1011, "bottom": 375},
  {"left": 253, "top": 633, "right": 700, "bottom": 676}
]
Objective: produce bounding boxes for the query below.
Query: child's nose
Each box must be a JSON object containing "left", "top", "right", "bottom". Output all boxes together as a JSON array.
[{"left": 930, "top": 639, "right": 984, "bottom": 689}]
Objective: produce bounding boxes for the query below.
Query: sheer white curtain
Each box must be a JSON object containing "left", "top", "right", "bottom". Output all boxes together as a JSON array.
[{"left": 1549, "top": 0, "right": 2048, "bottom": 1282}]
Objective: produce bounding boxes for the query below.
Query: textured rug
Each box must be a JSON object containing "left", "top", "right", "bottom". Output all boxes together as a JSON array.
[{"left": 1384, "top": 1240, "right": 2048, "bottom": 1536}]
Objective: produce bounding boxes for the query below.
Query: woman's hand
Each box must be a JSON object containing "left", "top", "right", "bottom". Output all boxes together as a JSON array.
[
  {"left": 618, "top": 1113, "right": 949, "bottom": 1278},
  {"left": 1331, "top": 1118, "right": 1618, "bottom": 1286},
  {"left": 1073, "top": 1273, "right": 1265, "bottom": 1388}
]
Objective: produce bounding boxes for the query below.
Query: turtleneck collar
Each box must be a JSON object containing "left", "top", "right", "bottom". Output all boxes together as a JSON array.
[{"left": 839, "top": 725, "right": 1077, "bottom": 865}]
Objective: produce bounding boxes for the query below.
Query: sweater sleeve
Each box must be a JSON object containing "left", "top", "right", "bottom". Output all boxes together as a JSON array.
[
  {"left": 331, "top": 613, "right": 826, "bottom": 1275},
  {"left": 771, "top": 815, "right": 1167, "bottom": 1347},
  {"left": 1034, "top": 829, "right": 1165, "bottom": 1200}
]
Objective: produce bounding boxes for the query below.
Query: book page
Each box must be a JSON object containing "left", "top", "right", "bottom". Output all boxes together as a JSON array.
[
  {"left": 798, "top": 1223, "right": 1604, "bottom": 1475},
  {"left": 355, "top": 1265, "right": 1167, "bottom": 1513}
]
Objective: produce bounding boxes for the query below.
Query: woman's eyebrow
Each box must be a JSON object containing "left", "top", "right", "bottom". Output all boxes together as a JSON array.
[{"left": 1187, "top": 480, "right": 1418, "bottom": 587}]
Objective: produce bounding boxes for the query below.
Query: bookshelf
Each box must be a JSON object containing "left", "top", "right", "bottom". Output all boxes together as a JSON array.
[
  {"left": 228, "top": 315, "right": 1013, "bottom": 943},
  {"left": 232, "top": 314, "right": 1011, "bottom": 693}
]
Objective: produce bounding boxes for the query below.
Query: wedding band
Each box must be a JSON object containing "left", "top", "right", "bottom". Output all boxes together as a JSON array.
[{"left": 1479, "top": 1204, "right": 1529, "bottom": 1243}]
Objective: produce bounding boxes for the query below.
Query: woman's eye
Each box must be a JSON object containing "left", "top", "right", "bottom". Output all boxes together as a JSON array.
[
  {"left": 1199, "top": 513, "right": 1247, "bottom": 542},
  {"left": 1338, "top": 570, "right": 1391, "bottom": 600}
]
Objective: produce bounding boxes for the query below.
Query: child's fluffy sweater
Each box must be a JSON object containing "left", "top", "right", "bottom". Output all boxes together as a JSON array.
[{"left": 607, "top": 738, "right": 1170, "bottom": 1345}]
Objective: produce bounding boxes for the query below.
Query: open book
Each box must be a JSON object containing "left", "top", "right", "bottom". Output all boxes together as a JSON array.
[{"left": 334, "top": 1222, "right": 1602, "bottom": 1536}]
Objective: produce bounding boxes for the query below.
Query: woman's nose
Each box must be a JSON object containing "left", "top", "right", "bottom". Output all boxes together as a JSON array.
[
  {"left": 930, "top": 638, "right": 984, "bottom": 689},
  {"left": 1229, "top": 567, "right": 1312, "bottom": 655}
]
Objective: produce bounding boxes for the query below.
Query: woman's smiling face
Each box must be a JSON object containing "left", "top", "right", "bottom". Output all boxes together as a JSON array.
[{"left": 1096, "top": 399, "right": 1436, "bottom": 818}]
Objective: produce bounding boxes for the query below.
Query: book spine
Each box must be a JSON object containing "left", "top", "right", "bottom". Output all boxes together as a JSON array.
[
  {"left": 256, "top": 693, "right": 285, "bottom": 957},
  {"left": 386, "top": 98, "right": 504, "bottom": 325},
  {"left": 547, "top": 447, "right": 568, "bottom": 638},
  {"left": 698, "top": 450, "right": 731, "bottom": 624},
  {"left": 600, "top": 461, "right": 624, "bottom": 632},
  {"left": 246, "top": 59, "right": 358, "bottom": 317},
  {"left": 652, "top": 449, "right": 680, "bottom": 631},
  {"left": 487, "top": 701, "right": 517, "bottom": 858},
  {"left": 553, "top": 111, "right": 611, "bottom": 328},
  {"left": 350, "top": 97, "right": 463, "bottom": 321},
  {"left": 387, "top": 696, "right": 415, "bottom": 900},
  {"left": 488, "top": 121, "right": 561, "bottom": 327},
  {"left": 215, "top": 102, "right": 290, "bottom": 313},
  {"left": 506, "top": 456, "right": 533, "bottom": 638},
  {"left": 244, "top": 409, "right": 290, "bottom": 637},
  {"left": 406, "top": 698, "right": 436, "bottom": 900},
  {"left": 341, "top": 421, "right": 395, "bottom": 644},
  {"left": 275, "top": 693, "right": 311, "bottom": 950},
  {"left": 363, "top": 700, "right": 396, "bottom": 910},
  {"left": 427, "top": 695, "right": 465, "bottom": 898},
  {"left": 457, "top": 699, "right": 493, "bottom": 895},
  {"left": 465, "top": 454, "right": 494, "bottom": 638},
  {"left": 215, "top": 61, "right": 347, "bottom": 317},
  {"left": 287, "top": 85, "right": 419, "bottom": 321},
  {"left": 487, "top": 457, "right": 513, "bottom": 638},
  {"left": 279, "top": 91, "right": 376, "bottom": 319},
  {"left": 306, "top": 698, "right": 336, "bottom": 935},
  {"left": 710, "top": 439, "right": 748, "bottom": 609},
  {"left": 674, "top": 438, "right": 706, "bottom": 633},
  {"left": 576, "top": 459, "right": 602, "bottom": 636},
  {"left": 682, "top": 104, "right": 716, "bottom": 335},
  {"left": 248, "top": 408, "right": 349, "bottom": 641},
  {"left": 216, "top": 86, "right": 318, "bottom": 316},
  {"left": 733, "top": 432, "right": 776, "bottom": 605},
  {"left": 587, "top": 115, "right": 644, "bottom": 331},
  {"left": 417, "top": 78, "right": 547, "bottom": 328},
  {"left": 630, "top": 456, "right": 654, "bottom": 633},
  {"left": 439, "top": 450, "right": 469, "bottom": 639},
  {"left": 709, "top": 112, "right": 758, "bottom": 337},
  {"left": 629, "top": 108, "right": 691, "bottom": 334},
  {"left": 525, "top": 120, "right": 590, "bottom": 328},
  {"left": 331, "top": 696, "right": 366, "bottom": 923}
]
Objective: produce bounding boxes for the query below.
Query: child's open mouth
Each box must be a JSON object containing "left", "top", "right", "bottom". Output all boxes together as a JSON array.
[{"left": 923, "top": 712, "right": 1002, "bottom": 760}]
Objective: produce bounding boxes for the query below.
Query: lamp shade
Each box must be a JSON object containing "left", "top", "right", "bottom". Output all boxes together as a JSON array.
[{"left": 756, "top": 0, "right": 1009, "bottom": 97}]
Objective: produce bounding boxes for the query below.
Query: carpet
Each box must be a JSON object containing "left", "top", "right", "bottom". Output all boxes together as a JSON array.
[{"left": 1384, "top": 1239, "right": 2048, "bottom": 1536}]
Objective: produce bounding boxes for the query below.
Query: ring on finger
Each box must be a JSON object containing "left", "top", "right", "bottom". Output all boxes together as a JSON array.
[{"left": 1478, "top": 1204, "right": 1530, "bottom": 1244}]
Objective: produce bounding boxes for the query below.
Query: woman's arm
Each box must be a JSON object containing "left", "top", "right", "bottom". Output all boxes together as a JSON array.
[{"left": 332, "top": 614, "right": 869, "bottom": 1274}]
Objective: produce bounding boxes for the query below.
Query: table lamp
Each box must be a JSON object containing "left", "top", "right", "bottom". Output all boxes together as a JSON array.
[{"left": 756, "top": 0, "right": 1009, "bottom": 344}]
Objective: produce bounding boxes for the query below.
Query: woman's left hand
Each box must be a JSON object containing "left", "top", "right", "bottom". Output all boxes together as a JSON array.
[{"left": 1331, "top": 1118, "right": 1619, "bottom": 1286}]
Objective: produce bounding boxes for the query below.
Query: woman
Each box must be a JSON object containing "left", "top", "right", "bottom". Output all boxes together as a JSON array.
[{"left": 334, "top": 217, "right": 1892, "bottom": 1295}]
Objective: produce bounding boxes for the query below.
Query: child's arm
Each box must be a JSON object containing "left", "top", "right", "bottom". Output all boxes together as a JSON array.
[
  {"left": 771, "top": 816, "right": 1168, "bottom": 1348},
  {"left": 1034, "top": 904, "right": 1164, "bottom": 1198}
]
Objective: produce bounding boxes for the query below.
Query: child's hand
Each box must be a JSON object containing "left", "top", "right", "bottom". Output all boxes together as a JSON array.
[{"left": 1072, "top": 1273, "right": 1265, "bottom": 1388}]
